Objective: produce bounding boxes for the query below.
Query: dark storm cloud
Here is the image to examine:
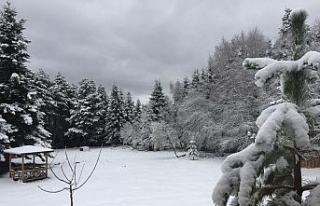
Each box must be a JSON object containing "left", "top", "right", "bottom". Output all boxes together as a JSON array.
[{"left": 10, "top": 0, "right": 320, "bottom": 103}]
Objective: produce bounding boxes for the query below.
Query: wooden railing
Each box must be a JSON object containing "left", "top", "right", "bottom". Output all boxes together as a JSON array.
[{"left": 10, "top": 164, "right": 47, "bottom": 182}]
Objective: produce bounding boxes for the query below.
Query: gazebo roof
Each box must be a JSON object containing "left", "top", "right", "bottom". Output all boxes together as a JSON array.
[{"left": 4, "top": 145, "right": 53, "bottom": 155}]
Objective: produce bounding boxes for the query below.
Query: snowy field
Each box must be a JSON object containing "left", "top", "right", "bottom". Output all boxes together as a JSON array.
[
  {"left": 0, "top": 147, "right": 224, "bottom": 206},
  {"left": 0, "top": 147, "right": 320, "bottom": 206}
]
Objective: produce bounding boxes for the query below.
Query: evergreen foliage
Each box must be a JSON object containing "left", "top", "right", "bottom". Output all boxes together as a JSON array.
[
  {"left": 50, "top": 72, "right": 76, "bottom": 148},
  {"left": 149, "top": 80, "right": 167, "bottom": 122},
  {"left": 106, "top": 84, "right": 125, "bottom": 145},
  {"left": 213, "top": 9, "right": 320, "bottom": 205},
  {"left": 0, "top": 2, "right": 50, "bottom": 149},
  {"left": 66, "top": 78, "right": 106, "bottom": 146}
]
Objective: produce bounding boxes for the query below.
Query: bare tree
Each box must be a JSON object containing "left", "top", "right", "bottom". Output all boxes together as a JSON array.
[{"left": 38, "top": 148, "right": 102, "bottom": 206}]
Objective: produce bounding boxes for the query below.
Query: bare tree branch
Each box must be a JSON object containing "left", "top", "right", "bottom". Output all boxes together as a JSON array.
[
  {"left": 38, "top": 186, "right": 68, "bottom": 193},
  {"left": 74, "top": 147, "right": 102, "bottom": 191},
  {"left": 65, "top": 148, "right": 74, "bottom": 173},
  {"left": 39, "top": 146, "right": 103, "bottom": 206},
  {"left": 49, "top": 164, "right": 69, "bottom": 184}
]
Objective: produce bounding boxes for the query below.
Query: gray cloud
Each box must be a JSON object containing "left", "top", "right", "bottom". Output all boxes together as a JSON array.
[{"left": 11, "top": 0, "right": 320, "bottom": 103}]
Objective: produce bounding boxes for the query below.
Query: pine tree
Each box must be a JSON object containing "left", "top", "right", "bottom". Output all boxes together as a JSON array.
[
  {"left": 272, "top": 8, "right": 292, "bottom": 60},
  {"left": 124, "top": 92, "right": 134, "bottom": 123},
  {"left": 28, "top": 69, "right": 55, "bottom": 142},
  {"left": 0, "top": 2, "right": 50, "bottom": 149},
  {"left": 67, "top": 78, "right": 103, "bottom": 146},
  {"left": 213, "top": 9, "right": 320, "bottom": 205},
  {"left": 191, "top": 69, "right": 200, "bottom": 88},
  {"left": 51, "top": 72, "right": 76, "bottom": 148},
  {"left": 95, "top": 84, "right": 108, "bottom": 144},
  {"left": 134, "top": 99, "right": 142, "bottom": 123},
  {"left": 106, "top": 84, "right": 125, "bottom": 145},
  {"left": 148, "top": 80, "right": 167, "bottom": 122}
]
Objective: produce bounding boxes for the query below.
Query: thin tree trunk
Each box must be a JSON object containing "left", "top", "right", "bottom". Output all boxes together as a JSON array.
[
  {"left": 294, "top": 157, "right": 302, "bottom": 201},
  {"left": 70, "top": 185, "right": 73, "bottom": 206}
]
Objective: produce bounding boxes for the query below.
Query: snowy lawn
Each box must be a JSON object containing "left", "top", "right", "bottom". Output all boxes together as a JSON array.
[
  {"left": 0, "top": 147, "right": 224, "bottom": 206},
  {"left": 1, "top": 147, "right": 319, "bottom": 206}
]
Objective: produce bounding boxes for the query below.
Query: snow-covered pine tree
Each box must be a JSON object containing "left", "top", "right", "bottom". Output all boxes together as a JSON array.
[
  {"left": 148, "top": 80, "right": 167, "bottom": 122},
  {"left": 95, "top": 84, "right": 108, "bottom": 144},
  {"left": 134, "top": 98, "right": 142, "bottom": 123},
  {"left": 51, "top": 72, "right": 76, "bottom": 148},
  {"left": 188, "top": 137, "right": 198, "bottom": 160},
  {"left": 212, "top": 9, "right": 320, "bottom": 205},
  {"left": 191, "top": 69, "right": 200, "bottom": 88},
  {"left": 27, "top": 69, "right": 55, "bottom": 142},
  {"left": 0, "top": 2, "right": 50, "bottom": 149},
  {"left": 272, "top": 8, "right": 292, "bottom": 60},
  {"left": 124, "top": 92, "right": 135, "bottom": 123},
  {"left": 106, "top": 84, "right": 125, "bottom": 145},
  {"left": 67, "top": 78, "right": 103, "bottom": 146}
]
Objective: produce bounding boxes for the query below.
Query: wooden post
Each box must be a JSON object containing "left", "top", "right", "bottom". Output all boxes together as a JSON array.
[
  {"left": 45, "top": 153, "right": 48, "bottom": 178},
  {"left": 8, "top": 154, "right": 12, "bottom": 178},
  {"left": 33, "top": 154, "right": 35, "bottom": 168},
  {"left": 21, "top": 155, "right": 25, "bottom": 182}
]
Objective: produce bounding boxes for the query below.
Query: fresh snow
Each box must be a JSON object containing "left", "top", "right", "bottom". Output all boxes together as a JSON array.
[
  {"left": 3, "top": 145, "right": 53, "bottom": 155},
  {"left": 243, "top": 51, "right": 320, "bottom": 88},
  {"left": 0, "top": 148, "right": 319, "bottom": 206},
  {"left": 255, "top": 103, "right": 309, "bottom": 152},
  {"left": 0, "top": 147, "right": 223, "bottom": 206}
]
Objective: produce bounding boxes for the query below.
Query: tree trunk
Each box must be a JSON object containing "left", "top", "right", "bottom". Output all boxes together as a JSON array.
[
  {"left": 70, "top": 185, "right": 74, "bottom": 206},
  {"left": 294, "top": 157, "right": 302, "bottom": 201}
]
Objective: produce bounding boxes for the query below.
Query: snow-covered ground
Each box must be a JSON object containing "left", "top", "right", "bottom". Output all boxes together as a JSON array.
[
  {"left": 0, "top": 147, "right": 319, "bottom": 206},
  {"left": 0, "top": 147, "right": 223, "bottom": 206}
]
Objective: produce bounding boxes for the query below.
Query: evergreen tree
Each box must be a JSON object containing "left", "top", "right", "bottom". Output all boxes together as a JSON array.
[
  {"left": 51, "top": 72, "right": 76, "bottom": 148},
  {"left": 191, "top": 69, "right": 200, "bottom": 88},
  {"left": 134, "top": 99, "right": 142, "bottom": 123},
  {"left": 28, "top": 69, "right": 55, "bottom": 141},
  {"left": 124, "top": 92, "right": 135, "bottom": 123},
  {"left": 67, "top": 78, "right": 103, "bottom": 146},
  {"left": 0, "top": 2, "right": 50, "bottom": 148},
  {"left": 106, "top": 84, "right": 125, "bottom": 145},
  {"left": 148, "top": 80, "right": 167, "bottom": 122},
  {"left": 272, "top": 8, "right": 292, "bottom": 60},
  {"left": 95, "top": 84, "right": 108, "bottom": 144},
  {"left": 213, "top": 9, "right": 320, "bottom": 205}
]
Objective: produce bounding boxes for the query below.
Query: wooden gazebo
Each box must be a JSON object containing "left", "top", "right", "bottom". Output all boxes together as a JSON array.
[{"left": 4, "top": 145, "right": 53, "bottom": 182}]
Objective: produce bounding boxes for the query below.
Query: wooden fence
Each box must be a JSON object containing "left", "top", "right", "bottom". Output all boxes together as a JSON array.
[{"left": 301, "top": 156, "right": 320, "bottom": 168}]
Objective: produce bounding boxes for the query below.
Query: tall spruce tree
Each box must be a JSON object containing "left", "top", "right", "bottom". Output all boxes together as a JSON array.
[
  {"left": 106, "top": 84, "right": 125, "bottom": 145},
  {"left": 148, "top": 80, "right": 167, "bottom": 122},
  {"left": 124, "top": 92, "right": 135, "bottom": 123},
  {"left": 0, "top": 2, "right": 50, "bottom": 149},
  {"left": 213, "top": 9, "right": 320, "bottom": 205},
  {"left": 95, "top": 84, "right": 108, "bottom": 144},
  {"left": 134, "top": 98, "right": 142, "bottom": 123},
  {"left": 67, "top": 78, "right": 104, "bottom": 146},
  {"left": 51, "top": 72, "right": 76, "bottom": 148}
]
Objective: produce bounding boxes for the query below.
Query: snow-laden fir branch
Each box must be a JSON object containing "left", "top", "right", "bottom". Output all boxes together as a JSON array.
[
  {"left": 255, "top": 103, "right": 309, "bottom": 152},
  {"left": 243, "top": 51, "right": 320, "bottom": 87}
]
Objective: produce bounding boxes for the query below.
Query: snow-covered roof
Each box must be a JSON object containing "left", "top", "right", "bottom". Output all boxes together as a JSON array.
[{"left": 3, "top": 145, "right": 53, "bottom": 155}]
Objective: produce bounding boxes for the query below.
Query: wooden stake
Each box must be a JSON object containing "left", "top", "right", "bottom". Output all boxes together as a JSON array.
[
  {"left": 8, "top": 154, "right": 12, "bottom": 178},
  {"left": 21, "top": 155, "right": 25, "bottom": 182},
  {"left": 45, "top": 153, "right": 48, "bottom": 178}
]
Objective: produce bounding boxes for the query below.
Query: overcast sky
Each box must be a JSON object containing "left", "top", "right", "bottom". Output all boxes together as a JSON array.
[{"left": 9, "top": 0, "right": 320, "bottom": 103}]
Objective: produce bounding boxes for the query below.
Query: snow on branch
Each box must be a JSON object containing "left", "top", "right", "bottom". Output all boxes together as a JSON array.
[
  {"left": 212, "top": 144, "right": 264, "bottom": 206},
  {"left": 243, "top": 51, "right": 320, "bottom": 87},
  {"left": 255, "top": 103, "right": 309, "bottom": 152}
]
